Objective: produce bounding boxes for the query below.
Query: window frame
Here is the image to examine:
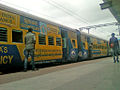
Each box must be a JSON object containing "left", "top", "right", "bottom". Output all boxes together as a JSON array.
[
  {"left": 48, "top": 36, "right": 54, "bottom": 46},
  {"left": 56, "top": 37, "right": 61, "bottom": 46},
  {"left": 72, "top": 39, "right": 76, "bottom": 48},
  {"left": 0, "top": 27, "right": 7, "bottom": 42},
  {"left": 38, "top": 34, "right": 46, "bottom": 45},
  {"left": 12, "top": 29, "right": 23, "bottom": 43}
]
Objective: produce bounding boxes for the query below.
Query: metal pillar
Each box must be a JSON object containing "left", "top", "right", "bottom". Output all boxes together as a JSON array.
[{"left": 87, "top": 28, "right": 90, "bottom": 34}]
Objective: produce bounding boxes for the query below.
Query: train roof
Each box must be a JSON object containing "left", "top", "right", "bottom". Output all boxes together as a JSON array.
[
  {"left": 0, "top": 3, "right": 108, "bottom": 41},
  {"left": 0, "top": 3, "right": 76, "bottom": 31},
  {"left": 80, "top": 31, "right": 108, "bottom": 42}
]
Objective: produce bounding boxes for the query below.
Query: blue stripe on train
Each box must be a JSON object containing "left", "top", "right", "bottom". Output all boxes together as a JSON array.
[
  {"left": 92, "top": 50, "right": 101, "bottom": 54},
  {"left": 0, "top": 44, "right": 22, "bottom": 66}
]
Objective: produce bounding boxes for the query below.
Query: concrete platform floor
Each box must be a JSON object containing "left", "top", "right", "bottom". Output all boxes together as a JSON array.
[{"left": 0, "top": 57, "right": 120, "bottom": 90}]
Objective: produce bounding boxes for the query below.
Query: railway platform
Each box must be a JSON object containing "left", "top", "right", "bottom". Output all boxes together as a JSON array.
[{"left": 0, "top": 57, "right": 120, "bottom": 90}]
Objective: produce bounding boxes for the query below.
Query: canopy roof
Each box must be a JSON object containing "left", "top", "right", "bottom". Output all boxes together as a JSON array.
[{"left": 103, "top": 0, "right": 120, "bottom": 23}]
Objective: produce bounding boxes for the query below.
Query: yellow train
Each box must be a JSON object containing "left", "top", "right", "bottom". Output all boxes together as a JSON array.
[
  {"left": 0, "top": 4, "right": 109, "bottom": 69},
  {"left": 77, "top": 32, "right": 108, "bottom": 60}
]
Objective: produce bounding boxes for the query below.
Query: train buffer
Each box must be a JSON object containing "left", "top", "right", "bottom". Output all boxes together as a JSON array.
[{"left": 0, "top": 57, "right": 120, "bottom": 90}]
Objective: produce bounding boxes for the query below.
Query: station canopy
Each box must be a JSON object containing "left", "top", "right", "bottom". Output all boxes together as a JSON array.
[{"left": 102, "top": 0, "right": 120, "bottom": 23}]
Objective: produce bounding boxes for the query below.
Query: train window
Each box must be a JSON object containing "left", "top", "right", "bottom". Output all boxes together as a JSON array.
[
  {"left": 39, "top": 34, "right": 46, "bottom": 45},
  {"left": 62, "top": 38, "right": 66, "bottom": 48},
  {"left": 56, "top": 38, "right": 61, "bottom": 46},
  {"left": 12, "top": 30, "right": 23, "bottom": 43},
  {"left": 83, "top": 42, "right": 85, "bottom": 49},
  {"left": 48, "top": 36, "right": 54, "bottom": 45},
  {"left": 72, "top": 40, "right": 76, "bottom": 47},
  {"left": 0, "top": 27, "right": 7, "bottom": 42}
]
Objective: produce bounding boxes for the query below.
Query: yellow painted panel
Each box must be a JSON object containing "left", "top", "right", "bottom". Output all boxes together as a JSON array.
[
  {"left": 68, "top": 30, "right": 77, "bottom": 40},
  {"left": 34, "top": 45, "right": 62, "bottom": 61},
  {"left": 0, "top": 9, "right": 63, "bottom": 63},
  {"left": 85, "top": 41, "right": 88, "bottom": 50},
  {"left": 0, "top": 9, "right": 19, "bottom": 27},
  {"left": 47, "top": 24, "right": 60, "bottom": 35}
]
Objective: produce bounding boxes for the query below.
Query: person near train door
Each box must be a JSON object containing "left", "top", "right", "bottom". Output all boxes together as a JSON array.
[
  {"left": 88, "top": 43, "right": 93, "bottom": 59},
  {"left": 24, "top": 28, "right": 36, "bottom": 71},
  {"left": 109, "top": 33, "right": 119, "bottom": 63}
]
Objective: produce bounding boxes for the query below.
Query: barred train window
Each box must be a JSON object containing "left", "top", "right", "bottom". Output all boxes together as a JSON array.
[
  {"left": 0, "top": 27, "right": 7, "bottom": 42},
  {"left": 39, "top": 34, "right": 46, "bottom": 45},
  {"left": 12, "top": 30, "right": 23, "bottom": 43},
  {"left": 56, "top": 38, "right": 61, "bottom": 46},
  {"left": 48, "top": 36, "right": 54, "bottom": 45}
]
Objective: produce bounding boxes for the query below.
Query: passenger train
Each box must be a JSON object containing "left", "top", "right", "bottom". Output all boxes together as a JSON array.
[{"left": 0, "top": 4, "right": 109, "bottom": 69}]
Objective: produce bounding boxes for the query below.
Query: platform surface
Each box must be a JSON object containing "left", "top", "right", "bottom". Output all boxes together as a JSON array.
[{"left": 0, "top": 57, "right": 120, "bottom": 90}]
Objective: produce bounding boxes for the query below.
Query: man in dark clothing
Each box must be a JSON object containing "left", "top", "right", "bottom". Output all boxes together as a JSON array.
[
  {"left": 24, "top": 28, "right": 36, "bottom": 71},
  {"left": 109, "top": 33, "right": 119, "bottom": 63}
]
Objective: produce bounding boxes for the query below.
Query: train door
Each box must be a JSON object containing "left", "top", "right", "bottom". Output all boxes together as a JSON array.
[
  {"left": 79, "top": 32, "right": 89, "bottom": 60},
  {"left": 67, "top": 30, "right": 78, "bottom": 61},
  {"left": 61, "top": 28, "right": 78, "bottom": 62},
  {"left": 61, "top": 28, "right": 68, "bottom": 62},
  {"left": 77, "top": 30, "right": 83, "bottom": 61}
]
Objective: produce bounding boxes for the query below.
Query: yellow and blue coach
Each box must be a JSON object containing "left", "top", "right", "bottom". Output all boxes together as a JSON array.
[{"left": 0, "top": 4, "right": 62, "bottom": 68}]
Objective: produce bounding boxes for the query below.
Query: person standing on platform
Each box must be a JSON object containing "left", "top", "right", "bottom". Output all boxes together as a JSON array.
[
  {"left": 109, "top": 33, "right": 119, "bottom": 63},
  {"left": 24, "top": 28, "right": 36, "bottom": 71}
]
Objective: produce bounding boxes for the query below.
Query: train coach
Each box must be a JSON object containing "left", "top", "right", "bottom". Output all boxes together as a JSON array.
[
  {"left": 0, "top": 4, "right": 109, "bottom": 69},
  {"left": 77, "top": 31, "right": 108, "bottom": 60}
]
